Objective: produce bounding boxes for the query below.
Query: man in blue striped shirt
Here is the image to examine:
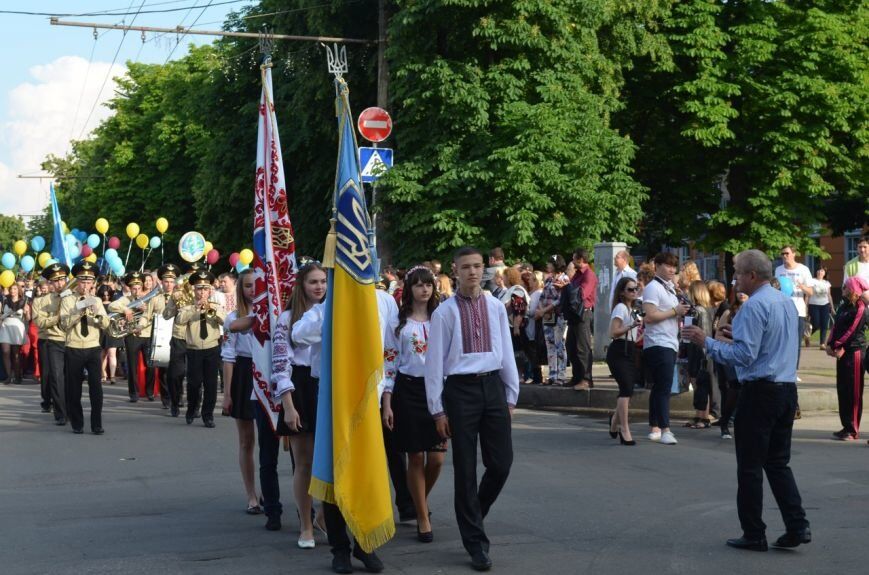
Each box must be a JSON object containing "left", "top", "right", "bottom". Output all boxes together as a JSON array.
[{"left": 684, "top": 249, "right": 810, "bottom": 552}]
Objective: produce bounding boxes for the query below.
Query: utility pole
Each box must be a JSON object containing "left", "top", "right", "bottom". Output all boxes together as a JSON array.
[{"left": 374, "top": 0, "right": 393, "bottom": 265}]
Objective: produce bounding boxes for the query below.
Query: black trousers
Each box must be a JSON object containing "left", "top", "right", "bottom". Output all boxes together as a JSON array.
[
  {"left": 734, "top": 381, "right": 808, "bottom": 538},
  {"left": 38, "top": 339, "right": 51, "bottom": 410},
  {"left": 443, "top": 373, "right": 513, "bottom": 554},
  {"left": 45, "top": 340, "right": 66, "bottom": 422},
  {"left": 383, "top": 424, "right": 414, "bottom": 515},
  {"left": 186, "top": 346, "right": 219, "bottom": 420},
  {"left": 566, "top": 310, "right": 593, "bottom": 384},
  {"left": 836, "top": 349, "right": 864, "bottom": 435},
  {"left": 254, "top": 401, "right": 282, "bottom": 519},
  {"left": 125, "top": 335, "right": 154, "bottom": 399},
  {"left": 644, "top": 346, "right": 676, "bottom": 429},
  {"left": 65, "top": 346, "right": 103, "bottom": 431},
  {"left": 167, "top": 337, "right": 186, "bottom": 408}
]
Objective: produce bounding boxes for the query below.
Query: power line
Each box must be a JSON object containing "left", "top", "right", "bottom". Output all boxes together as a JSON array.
[
  {"left": 163, "top": 0, "right": 213, "bottom": 64},
  {"left": 0, "top": 0, "right": 250, "bottom": 18}
]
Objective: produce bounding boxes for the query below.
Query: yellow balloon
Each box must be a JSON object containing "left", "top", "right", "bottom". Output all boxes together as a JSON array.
[
  {"left": 203, "top": 241, "right": 214, "bottom": 256},
  {"left": 126, "top": 222, "right": 140, "bottom": 239},
  {"left": 136, "top": 233, "right": 149, "bottom": 249},
  {"left": 38, "top": 252, "right": 51, "bottom": 268},
  {"left": 61, "top": 221, "right": 69, "bottom": 235},
  {"left": 0, "top": 270, "right": 14, "bottom": 289},
  {"left": 238, "top": 248, "right": 254, "bottom": 266},
  {"left": 13, "top": 240, "right": 27, "bottom": 257},
  {"left": 155, "top": 217, "right": 169, "bottom": 234},
  {"left": 95, "top": 218, "right": 109, "bottom": 235},
  {"left": 84, "top": 253, "right": 98, "bottom": 263}
]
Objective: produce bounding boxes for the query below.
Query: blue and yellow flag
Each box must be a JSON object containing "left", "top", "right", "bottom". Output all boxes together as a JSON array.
[
  {"left": 49, "top": 183, "right": 71, "bottom": 269},
  {"left": 309, "top": 76, "right": 394, "bottom": 552}
]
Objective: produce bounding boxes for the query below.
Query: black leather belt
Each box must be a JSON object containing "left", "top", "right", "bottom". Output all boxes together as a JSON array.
[
  {"left": 453, "top": 371, "right": 497, "bottom": 379},
  {"left": 744, "top": 379, "right": 792, "bottom": 386}
]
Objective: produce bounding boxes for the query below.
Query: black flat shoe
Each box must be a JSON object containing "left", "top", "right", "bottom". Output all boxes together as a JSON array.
[
  {"left": 608, "top": 413, "right": 618, "bottom": 438},
  {"left": 470, "top": 549, "right": 492, "bottom": 571},
  {"left": 416, "top": 526, "right": 433, "bottom": 543},
  {"left": 726, "top": 535, "right": 768, "bottom": 552},
  {"left": 55, "top": 419, "right": 66, "bottom": 426},
  {"left": 185, "top": 415, "right": 194, "bottom": 425},
  {"left": 129, "top": 397, "right": 138, "bottom": 403},
  {"left": 203, "top": 419, "right": 215, "bottom": 428},
  {"left": 264, "top": 515, "right": 281, "bottom": 531},
  {"left": 352, "top": 547, "right": 384, "bottom": 573},
  {"left": 772, "top": 528, "right": 811, "bottom": 548},
  {"left": 619, "top": 431, "right": 636, "bottom": 446},
  {"left": 92, "top": 427, "right": 104, "bottom": 435},
  {"left": 331, "top": 552, "right": 353, "bottom": 574},
  {"left": 72, "top": 428, "right": 84, "bottom": 435},
  {"left": 171, "top": 407, "right": 179, "bottom": 417}
]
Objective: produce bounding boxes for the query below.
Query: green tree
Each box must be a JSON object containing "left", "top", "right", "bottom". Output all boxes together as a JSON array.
[{"left": 0, "top": 214, "right": 27, "bottom": 253}]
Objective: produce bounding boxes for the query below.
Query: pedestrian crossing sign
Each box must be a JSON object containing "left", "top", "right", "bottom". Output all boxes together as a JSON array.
[{"left": 359, "top": 147, "right": 393, "bottom": 183}]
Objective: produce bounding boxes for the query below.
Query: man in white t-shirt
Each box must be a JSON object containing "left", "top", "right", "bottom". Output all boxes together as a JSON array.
[
  {"left": 610, "top": 249, "right": 638, "bottom": 307},
  {"left": 843, "top": 236, "right": 869, "bottom": 285},
  {"left": 774, "top": 246, "right": 813, "bottom": 372}
]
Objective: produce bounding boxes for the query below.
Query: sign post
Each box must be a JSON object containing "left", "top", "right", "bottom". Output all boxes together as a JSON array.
[{"left": 357, "top": 107, "right": 394, "bottom": 274}]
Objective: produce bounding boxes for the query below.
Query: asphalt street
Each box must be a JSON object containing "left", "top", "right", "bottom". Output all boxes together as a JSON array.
[{"left": 1, "top": 382, "right": 867, "bottom": 575}]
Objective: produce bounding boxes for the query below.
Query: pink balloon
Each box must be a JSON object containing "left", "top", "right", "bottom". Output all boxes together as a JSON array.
[
  {"left": 228, "top": 252, "right": 240, "bottom": 267},
  {"left": 81, "top": 245, "right": 93, "bottom": 257},
  {"left": 206, "top": 249, "right": 220, "bottom": 265},
  {"left": 108, "top": 236, "right": 121, "bottom": 249}
]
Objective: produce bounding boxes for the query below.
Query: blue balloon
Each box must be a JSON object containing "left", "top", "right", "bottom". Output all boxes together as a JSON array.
[
  {"left": 111, "top": 260, "right": 125, "bottom": 276},
  {"left": 149, "top": 236, "right": 161, "bottom": 249},
  {"left": 45, "top": 258, "right": 58, "bottom": 266},
  {"left": 1, "top": 252, "right": 16, "bottom": 270},
  {"left": 87, "top": 234, "right": 101, "bottom": 249},
  {"left": 30, "top": 236, "right": 45, "bottom": 252},
  {"left": 776, "top": 275, "right": 794, "bottom": 297},
  {"left": 68, "top": 244, "right": 81, "bottom": 259},
  {"left": 20, "top": 255, "right": 35, "bottom": 273},
  {"left": 235, "top": 262, "right": 249, "bottom": 274},
  {"left": 76, "top": 230, "right": 88, "bottom": 242},
  {"left": 104, "top": 248, "right": 119, "bottom": 262}
]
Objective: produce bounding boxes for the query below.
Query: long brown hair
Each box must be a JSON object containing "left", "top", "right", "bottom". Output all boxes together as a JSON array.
[
  {"left": 235, "top": 269, "right": 254, "bottom": 317},
  {"left": 612, "top": 277, "right": 638, "bottom": 311},
  {"left": 289, "top": 262, "right": 326, "bottom": 330},
  {"left": 396, "top": 266, "right": 439, "bottom": 336}
]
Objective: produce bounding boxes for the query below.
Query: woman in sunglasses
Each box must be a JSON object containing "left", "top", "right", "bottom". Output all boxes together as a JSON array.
[{"left": 606, "top": 277, "right": 642, "bottom": 445}]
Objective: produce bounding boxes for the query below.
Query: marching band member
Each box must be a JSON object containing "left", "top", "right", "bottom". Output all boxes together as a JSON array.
[
  {"left": 32, "top": 263, "right": 70, "bottom": 425},
  {"left": 108, "top": 271, "right": 160, "bottom": 403},
  {"left": 59, "top": 261, "right": 109, "bottom": 435},
  {"left": 158, "top": 264, "right": 186, "bottom": 416},
  {"left": 32, "top": 278, "right": 53, "bottom": 412},
  {"left": 175, "top": 270, "right": 225, "bottom": 428}
]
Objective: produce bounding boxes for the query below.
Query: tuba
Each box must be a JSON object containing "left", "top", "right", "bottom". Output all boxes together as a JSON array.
[
  {"left": 107, "top": 285, "right": 163, "bottom": 338},
  {"left": 171, "top": 273, "right": 194, "bottom": 307}
]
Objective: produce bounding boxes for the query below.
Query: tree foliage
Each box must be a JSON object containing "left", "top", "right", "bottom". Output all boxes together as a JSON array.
[{"left": 0, "top": 214, "right": 27, "bottom": 253}]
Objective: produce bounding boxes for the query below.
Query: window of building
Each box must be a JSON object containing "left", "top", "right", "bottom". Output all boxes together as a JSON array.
[{"left": 845, "top": 230, "right": 863, "bottom": 261}]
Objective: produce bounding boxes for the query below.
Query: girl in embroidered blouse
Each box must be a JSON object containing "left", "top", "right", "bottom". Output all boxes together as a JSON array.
[{"left": 381, "top": 265, "right": 446, "bottom": 543}]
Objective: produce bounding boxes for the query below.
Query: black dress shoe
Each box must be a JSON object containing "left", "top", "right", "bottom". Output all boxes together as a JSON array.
[
  {"left": 352, "top": 547, "right": 384, "bottom": 573},
  {"left": 170, "top": 407, "right": 180, "bottom": 417},
  {"left": 264, "top": 515, "right": 281, "bottom": 531},
  {"left": 470, "top": 549, "right": 493, "bottom": 571},
  {"left": 129, "top": 397, "right": 138, "bottom": 403},
  {"left": 726, "top": 535, "right": 768, "bottom": 551},
  {"left": 416, "top": 526, "right": 433, "bottom": 543},
  {"left": 203, "top": 418, "right": 215, "bottom": 428},
  {"left": 185, "top": 415, "right": 194, "bottom": 425},
  {"left": 331, "top": 551, "right": 353, "bottom": 574},
  {"left": 55, "top": 419, "right": 66, "bottom": 426},
  {"left": 92, "top": 427, "right": 105, "bottom": 435},
  {"left": 772, "top": 528, "right": 811, "bottom": 548},
  {"left": 147, "top": 395, "right": 155, "bottom": 401},
  {"left": 72, "top": 428, "right": 84, "bottom": 435},
  {"left": 41, "top": 406, "right": 52, "bottom": 413}
]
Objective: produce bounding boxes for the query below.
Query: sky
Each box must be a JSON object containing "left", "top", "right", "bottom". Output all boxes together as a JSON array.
[{"left": 0, "top": 0, "right": 257, "bottom": 221}]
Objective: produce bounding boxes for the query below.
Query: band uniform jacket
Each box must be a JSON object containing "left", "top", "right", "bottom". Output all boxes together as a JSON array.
[
  {"left": 175, "top": 303, "right": 226, "bottom": 350},
  {"left": 32, "top": 293, "right": 66, "bottom": 343},
  {"left": 59, "top": 295, "right": 110, "bottom": 349}
]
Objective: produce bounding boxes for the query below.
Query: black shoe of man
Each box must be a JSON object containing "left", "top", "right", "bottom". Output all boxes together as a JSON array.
[
  {"left": 331, "top": 551, "right": 353, "bottom": 574},
  {"left": 470, "top": 549, "right": 492, "bottom": 571},
  {"left": 203, "top": 418, "right": 215, "bottom": 429},
  {"left": 726, "top": 535, "right": 768, "bottom": 552},
  {"left": 72, "top": 428, "right": 84, "bottom": 435},
  {"left": 264, "top": 515, "right": 281, "bottom": 531},
  {"left": 352, "top": 547, "right": 384, "bottom": 573},
  {"left": 92, "top": 427, "right": 105, "bottom": 435},
  {"left": 185, "top": 415, "right": 194, "bottom": 425},
  {"left": 772, "top": 528, "right": 811, "bottom": 549}
]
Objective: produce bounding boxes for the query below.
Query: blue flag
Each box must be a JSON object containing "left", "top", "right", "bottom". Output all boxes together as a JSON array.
[{"left": 49, "top": 184, "right": 71, "bottom": 269}]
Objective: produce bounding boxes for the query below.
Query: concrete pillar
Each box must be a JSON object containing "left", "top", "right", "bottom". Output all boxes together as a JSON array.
[{"left": 593, "top": 242, "right": 627, "bottom": 360}]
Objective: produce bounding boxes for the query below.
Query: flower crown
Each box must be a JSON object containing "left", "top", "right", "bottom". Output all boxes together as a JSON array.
[{"left": 406, "top": 265, "right": 432, "bottom": 277}]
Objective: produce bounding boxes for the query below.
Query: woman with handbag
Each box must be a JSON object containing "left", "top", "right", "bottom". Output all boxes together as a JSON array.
[{"left": 606, "top": 277, "right": 642, "bottom": 445}]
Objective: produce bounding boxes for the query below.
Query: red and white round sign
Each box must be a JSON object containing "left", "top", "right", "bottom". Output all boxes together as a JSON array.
[{"left": 357, "top": 107, "right": 392, "bottom": 143}]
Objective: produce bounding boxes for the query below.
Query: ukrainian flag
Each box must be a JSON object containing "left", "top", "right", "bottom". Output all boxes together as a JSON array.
[{"left": 309, "top": 76, "right": 394, "bottom": 552}]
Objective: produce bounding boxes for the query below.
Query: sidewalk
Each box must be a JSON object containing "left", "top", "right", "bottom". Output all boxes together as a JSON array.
[{"left": 518, "top": 345, "right": 859, "bottom": 416}]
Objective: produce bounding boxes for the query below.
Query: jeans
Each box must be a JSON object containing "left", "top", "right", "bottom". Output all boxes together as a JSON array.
[
  {"left": 734, "top": 381, "right": 808, "bottom": 538},
  {"left": 808, "top": 304, "right": 831, "bottom": 346},
  {"left": 543, "top": 317, "right": 567, "bottom": 382},
  {"left": 644, "top": 346, "right": 676, "bottom": 429}
]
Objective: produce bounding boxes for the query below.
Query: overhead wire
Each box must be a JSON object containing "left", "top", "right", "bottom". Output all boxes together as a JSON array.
[
  {"left": 162, "top": 0, "right": 213, "bottom": 64},
  {"left": 0, "top": 0, "right": 249, "bottom": 18}
]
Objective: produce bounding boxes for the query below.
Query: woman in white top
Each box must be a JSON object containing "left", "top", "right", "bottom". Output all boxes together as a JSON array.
[
  {"left": 220, "top": 269, "right": 261, "bottom": 514},
  {"left": 381, "top": 266, "right": 446, "bottom": 543},
  {"left": 0, "top": 283, "right": 30, "bottom": 384},
  {"left": 606, "top": 277, "right": 642, "bottom": 445},
  {"left": 273, "top": 262, "right": 327, "bottom": 549},
  {"left": 808, "top": 266, "right": 833, "bottom": 350}
]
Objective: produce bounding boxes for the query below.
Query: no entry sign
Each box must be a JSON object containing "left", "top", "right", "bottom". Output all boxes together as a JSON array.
[{"left": 357, "top": 107, "right": 392, "bottom": 143}]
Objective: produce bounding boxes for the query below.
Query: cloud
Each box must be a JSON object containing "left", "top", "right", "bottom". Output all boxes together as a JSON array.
[{"left": 0, "top": 56, "right": 126, "bottom": 219}]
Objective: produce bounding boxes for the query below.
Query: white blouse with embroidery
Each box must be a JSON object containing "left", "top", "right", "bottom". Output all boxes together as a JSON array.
[{"left": 382, "top": 318, "right": 430, "bottom": 393}]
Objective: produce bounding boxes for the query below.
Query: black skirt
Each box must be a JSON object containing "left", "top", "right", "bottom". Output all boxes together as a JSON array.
[
  {"left": 101, "top": 331, "right": 123, "bottom": 349},
  {"left": 229, "top": 356, "right": 255, "bottom": 421},
  {"left": 606, "top": 340, "right": 636, "bottom": 398},
  {"left": 282, "top": 365, "right": 318, "bottom": 436},
  {"left": 392, "top": 373, "right": 446, "bottom": 453}
]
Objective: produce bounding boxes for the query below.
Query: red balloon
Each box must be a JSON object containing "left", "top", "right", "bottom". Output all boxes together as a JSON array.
[
  {"left": 206, "top": 249, "right": 220, "bottom": 265},
  {"left": 108, "top": 236, "right": 121, "bottom": 249},
  {"left": 81, "top": 245, "right": 93, "bottom": 257},
  {"left": 228, "top": 252, "right": 240, "bottom": 267}
]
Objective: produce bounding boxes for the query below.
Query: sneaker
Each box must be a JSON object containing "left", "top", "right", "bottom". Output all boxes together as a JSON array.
[
  {"left": 721, "top": 430, "right": 733, "bottom": 440},
  {"left": 796, "top": 376, "right": 803, "bottom": 383},
  {"left": 660, "top": 431, "right": 678, "bottom": 445},
  {"left": 648, "top": 430, "right": 662, "bottom": 441}
]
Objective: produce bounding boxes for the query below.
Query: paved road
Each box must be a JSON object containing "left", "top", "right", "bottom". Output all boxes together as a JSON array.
[{"left": 1, "top": 383, "right": 866, "bottom": 575}]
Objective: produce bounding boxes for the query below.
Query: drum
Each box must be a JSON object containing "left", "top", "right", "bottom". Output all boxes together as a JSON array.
[{"left": 148, "top": 314, "right": 174, "bottom": 368}]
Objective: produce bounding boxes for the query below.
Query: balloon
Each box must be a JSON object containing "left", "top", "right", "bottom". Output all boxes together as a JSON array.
[
  {"left": 13, "top": 240, "right": 27, "bottom": 257},
  {"left": 108, "top": 236, "right": 121, "bottom": 250},
  {"left": 45, "top": 258, "right": 58, "bottom": 266},
  {"left": 155, "top": 217, "right": 169, "bottom": 234},
  {"left": 61, "top": 221, "right": 69, "bottom": 235},
  {"left": 38, "top": 252, "right": 51, "bottom": 268},
  {"left": 30, "top": 236, "right": 46, "bottom": 253},
  {"left": 238, "top": 249, "right": 254, "bottom": 266},
  {"left": 95, "top": 218, "right": 109, "bottom": 235},
  {"left": 81, "top": 245, "right": 93, "bottom": 258},
  {"left": 87, "top": 234, "right": 100, "bottom": 249},
  {"left": 111, "top": 260, "right": 125, "bottom": 276},
  {"left": 235, "top": 262, "right": 249, "bottom": 274},
  {"left": 104, "top": 248, "right": 119, "bottom": 262},
  {"left": 135, "top": 233, "right": 149, "bottom": 249},
  {"left": 228, "top": 252, "right": 240, "bottom": 267},
  {"left": 0, "top": 270, "right": 14, "bottom": 289},
  {"left": 203, "top": 241, "right": 214, "bottom": 256},
  {"left": 776, "top": 275, "right": 794, "bottom": 297},
  {"left": 76, "top": 230, "right": 88, "bottom": 242},
  {"left": 206, "top": 249, "right": 220, "bottom": 265},
  {"left": 149, "top": 236, "right": 161, "bottom": 249},
  {"left": 126, "top": 222, "right": 140, "bottom": 239},
  {"left": 20, "top": 255, "right": 35, "bottom": 273},
  {"left": 84, "top": 253, "right": 97, "bottom": 263},
  {"left": 1, "top": 253, "right": 15, "bottom": 269},
  {"left": 68, "top": 244, "right": 81, "bottom": 260}
]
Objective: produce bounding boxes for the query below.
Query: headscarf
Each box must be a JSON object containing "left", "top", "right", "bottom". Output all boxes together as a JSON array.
[{"left": 844, "top": 276, "right": 869, "bottom": 296}]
